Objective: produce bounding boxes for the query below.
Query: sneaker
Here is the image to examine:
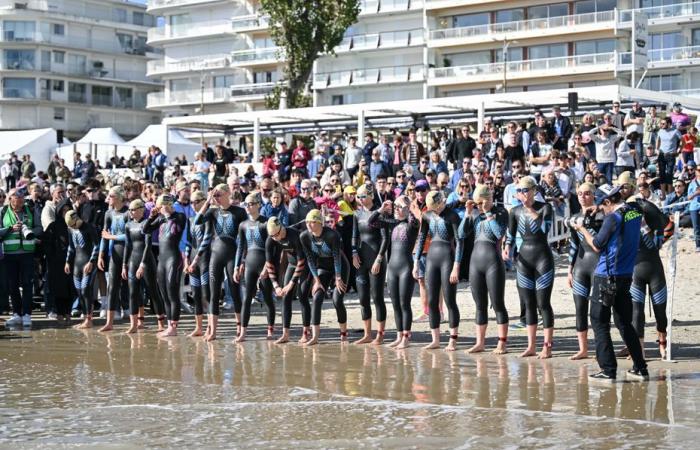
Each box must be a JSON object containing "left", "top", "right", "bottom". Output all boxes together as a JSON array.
[
  {"left": 114, "top": 310, "right": 123, "bottom": 321},
  {"left": 47, "top": 312, "right": 58, "bottom": 320},
  {"left": 99, "top": 309, "right": 107, "bottom": 319},
  {"left": 22, "top": 315, "right": 31, "bottom": 327},
  {"left": 71, "top": 309, "right": 81, "bottom": 318},
  {"left": 615, "top": 347, "right": 630, "bottom": 358},
  {"left": 6, "top": 314, "right": 22, "bottom": 326},
  {"left": 589, "top": 371, "right": 616, "bottom": 383},
  {"left": 222, "top": 301, "right": 233, "bottom": 311},
  {"left": 509, "top": 321, "right": 527, "bottom": 330},
  {"left": 626, "top": 368, "right": 650, "bottom": 381},
  {"left": 414, "top": 313, "right": 429, "bottom": 323}
]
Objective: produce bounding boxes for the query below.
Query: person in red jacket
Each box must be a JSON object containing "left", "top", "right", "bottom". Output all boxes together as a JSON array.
[{"left": 291, "top": 138, "right": 311, "bottom": 177}]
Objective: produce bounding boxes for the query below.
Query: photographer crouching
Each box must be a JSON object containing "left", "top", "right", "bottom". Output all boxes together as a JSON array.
[
  {"left": 0, "top": 188, "right": 42, "bottom": 327},
  {"left": 572, "top": 184, "right": 649, "bottom": 382}
]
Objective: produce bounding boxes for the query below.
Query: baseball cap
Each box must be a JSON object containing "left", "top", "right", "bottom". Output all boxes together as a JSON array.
[
  {"left": 415, "top": 180, "right": 429, "bottom": 192},
  {"left": 614, "top": 171, "right": 635, "bottom": 187},
  {"left": 595, "top": 184, "right": 622, "bottom": 205},
  {"left": 343, "top": 185, "right": 356, "bottom": 195},
  {"left": 687, "top": 160, "right": 697, "bottom": 168}
]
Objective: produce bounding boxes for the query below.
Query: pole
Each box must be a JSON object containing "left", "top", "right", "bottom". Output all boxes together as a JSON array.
[
  {"left": 665, "top": 210, "right": 680, "bottom": 362},
  {"left": 631, "top": 9, "right": 636, "bottom": 89},
  {"left": 357, "top": 109, "right": 365, "bottom": 141},
  {"left": 253, "top": 116, "right": 260, "bottom": 163},
  {"left": 200, "top": 70, "right": 205, "bottom": 145},
  {"left": 503, "top": 38, "right": 508, "bottom": 92}
]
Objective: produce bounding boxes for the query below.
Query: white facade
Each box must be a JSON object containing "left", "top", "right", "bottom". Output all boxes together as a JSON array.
[
  {"left": 0, "top": 0, "right": 162, "bottom": 138},
  {"left": 146, "top": 0, "right": 700, "bottom": 113}
]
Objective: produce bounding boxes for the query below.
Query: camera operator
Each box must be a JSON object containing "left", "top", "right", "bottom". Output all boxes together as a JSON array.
[
  {"left": 572, "top": 184, "right": 649, "bottom": 382},
  {"left": 0, "top": 188, "right": 42, "bottom": 326}
]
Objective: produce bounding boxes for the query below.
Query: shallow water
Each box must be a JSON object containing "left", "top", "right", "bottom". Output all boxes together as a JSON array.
[{"left": 1, "top": 329, "right": 699, "bottom": 449}]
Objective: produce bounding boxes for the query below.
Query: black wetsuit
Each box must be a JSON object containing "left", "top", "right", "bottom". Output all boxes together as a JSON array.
[
  {"left": 631, "top": 222, "right": 668, "bottom": 337},
  {"left": 101, "top": 206, "right": 128, "bottom": 311},
  {"left": 352, "top": 208, "right": 388, "bottom": 322},
  {"left": 185, "top": 215, "right": 212, "bottom": 316},
  {"left": 300, "top": 227, "right": 350, "bottom": 325},
  {"left": 143, "top": 212, "right": 186, "bottom": 322},
  {"left": 235, "top": 216, "right": 275, "bottom": 328},
  {"left": 195, "top": 205, "right": 247, "bottom": 316},
  {"left": 124, "top": 219, "right": 163, "bottom": 317},
  {"left": 414, "top": 207, "right": 464, "bottom": 330},
  {"left": 66, "top": 223, "right": 99, "bottom": 317},
  {"left": 379, "top": 214, "right": 419, "bottom": 333},
  {"left": 505, "top": 202, "right": 554, "bottom": 328},
  {"left": 265, "top": 226, "right": 311, "bottom": 329},
  {"left": 461, "top": 206, "right": 509, "bottom": 325},
  {"left": 568, "top": 211, "right": 603, "bottom": 332}
]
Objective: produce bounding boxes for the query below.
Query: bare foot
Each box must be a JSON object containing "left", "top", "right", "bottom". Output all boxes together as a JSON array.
[
  {"left": 275, "top": 335, "right": 289, "bottom": 344},
  {"left": 204, "top": 332, "right": 217, "bottom": 342},
  {"left": 423, "top": 341, "right": 441, "bottom": 350},
  {"left": 520, "top": 347, "right": 536, "bottom": 358},
  {"left": 98, "top": 324, "right": 113, "bottom": 333},
  {"left": 660, "top": 346, "right": 667, "bottom": 360},
  {"left": 466, "top": 343, "right": 485, "bottom": 354},
  {"left": 396, "top": 339, "right": 410, "bottom": 350},
  {"left": 188, "top": 329, "right": 203, "bottom": 337},
  {"left": 386, "top": 338, "right": 402, "bottom": 348},
  {"left": 339, "top": 333, "right": 348, "bottom": 343},
  {"left": 304, "top": 337, "right": 319, "bottom": 346},
  {"left": 267, "top": 330, "right": 275, "bottom": 340},
  {"left": 371, "top": 334, "right": 384, "bottom": 345},
  {"left": 298, "top": 334, "right": 309, "bottom": 345},
  {"left": 76, "top": 321, "right": 92, "bottom": 329},
  {"left": 493, "top": 341, "right": 508, "bottom": 355},
  {"left": 569, "top": 350, "right": 588, "bottom": 360},
  {"left": 124, "top": 326, "right": 138, "bottom": 334},
  {"left": 160, "top": 327, "right": 177, "bottom": 337},
  {"left": 537, "top": 347, "right": 552, "bottom": 359},
  {"left": 445, "top": 340, "right": 458, "bottom": 352},
  {"left": 354, "top": 335, "right": 373, "bottom": 345},
  {"left": 137, "top": 319, "right": 146, "bottom": 330},
  {"left": 235, "top": 335, "right": 246, "bottom": 343},
  {"left": 157, "top": 319, "right": 166, "bottom": 333}
]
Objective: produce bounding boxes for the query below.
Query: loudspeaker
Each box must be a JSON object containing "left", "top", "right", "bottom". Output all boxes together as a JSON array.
[
  {"left": 568, "top": 92, "right": 578, "bottom": 112},
  {"left": 57, "top": 129, "right": 64, "bottom": 144}
]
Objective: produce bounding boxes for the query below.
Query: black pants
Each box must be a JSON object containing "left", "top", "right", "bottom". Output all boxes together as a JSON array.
[{"left": 590, "top": 276, "right": 647, "bottom": 377}]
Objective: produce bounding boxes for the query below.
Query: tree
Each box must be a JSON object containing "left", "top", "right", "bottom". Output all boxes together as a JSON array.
[{"left": 261, "top": 0, "right": 360, "bottom": 109}]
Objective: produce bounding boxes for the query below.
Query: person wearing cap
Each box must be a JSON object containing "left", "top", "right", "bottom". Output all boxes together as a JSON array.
[
  {"left": 337, "top": 185, "right": 357, "bottom": 218},
  {"left": 566, "top": 182, "right": 604, "bottom": 360},
  {"left": 572, "top": 183, "right": 649, "bottom": 381},
  {"left": 264, "top": 216, "right": 311, "bottom": 344},
  {"left": 461, "top": 184, "right": 509, "bottom": 354},
  {"left": 413, "top": 189, "right": 464, "bottom": 351},
  {"left": 122, "top": 199, "right": 163, "bottom": 334},
  {"left": 195, "top": 183, "right": 248, "bottom": 340},
  {"left": 351, "top": 184, "right": 389, "bottom": 345},
  {"left": 64, "top": 209, "right": 99, "bottom": 329},
  {"left": 143, "top": 194, "right": 187, "bottom": 337},
  {"left": 688, "top": 160, "right": 700, "bottom": 252},
  {"left": 503, "top": 176, "right": 555, "bottom": 359},
  {"left": 183, "top": 190, "right": 213, "bottom": 337},
  {"left": 670, "top": 102, "right": 690, "bottom": 134},
  {"left": 233, "top": 193, "right": 275, "bottom": 342},
  {"left": 96, "top": 186, "right": 129, "bottom": 332},
  {"left": 299, "top": 208, "right": 350, "bottom": 345}
]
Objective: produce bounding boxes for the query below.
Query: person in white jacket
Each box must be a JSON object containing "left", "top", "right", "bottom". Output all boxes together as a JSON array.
[{"left": 589, "top": 115, "right": 623, "bottom": 183}]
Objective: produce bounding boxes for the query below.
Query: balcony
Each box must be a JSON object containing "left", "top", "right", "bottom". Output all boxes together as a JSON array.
[
  {"left": 358, "top": 0, "right": 421, "bottom": 16},
  {"left": 426, "top": 0, "right": 502, "bottom": 10},
  {"left": 147, "top": 0, "right": 230, "bottom": 13},
  {"left": 231, "top": 14, "right": 270, "bottom": 32},
  {"left": 619, "top": 2, "right": 700, "bottom": 26},
  {"left": 0, "top": 0, "right": 154, "bottom": 28},
  {"left": 428, "top": 52, "right": 631, "bottom": 87},
  {"left": 663, "top": 89, "right": 700, "bottom": 98},
  {"left": 648, "top": 45, "right": 700, "bottom": 68},
  {"left": 429, "top": 11, "right": 615, "bottom": 48},
  {"left": 230, "top": 82, "right": 277, "bottom": 100},
  {"left": 335, "top": 29, "right": 423, "bottom": 53},
  {"left": 147, "top": 54, "right": 230, "bottom": 76},
  {"left": 1, "top": 88, "right": 36, "bottom": 100},
  {"left": 313, "top": 64, "right": 425, "bottom": 89},
  {"left": 0, "top": 59, "right": 152, "bottom": 83},
  {"left": 230, "top": 47, "right": 282, "bottom": 67},
  {"left": 1, "top": 31, "right": 153, "bottom": 56},
  {"left": 147, "top": 87, "right": 230, "bottom": 108},
  {"left": 147, "top": 19, "right": 233, "bottom": 44}
]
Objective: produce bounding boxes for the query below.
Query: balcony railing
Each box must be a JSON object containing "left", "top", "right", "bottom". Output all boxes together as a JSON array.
[
  {"left": 1, "top": 32, "right": 153, "bottom": 56},
  {"left": 619, "top": 1, "right": 700, "bottom": 23},
  {"left": 0, "top": 0, "right": 155, "bottom": 27},
  {"left": 313, "top": 65, "right": 425, "bottom": 89},
  {"left": 148, "top": 0, "right": 226, "bottom": 11},
  {"left": 648, "top": 45, "right": 700, "bottom": 64},
  {"left": 147, "top": 87, "right": 231, "bottom": 108},
  {"left": 430, "top": 10, "right": 615, "bottom": 42},
  {"left": 336, "top": 29, "right": 423, "bottom": 52},
  {"left": 430, "top": 52, "right": 630, "bottom": 82},
  {"left": 230, "top": 47, "right": 282, "bottom": 65},
  {"left": 231, "top": 14, "right": 270, "bottom": 31},
  {"left": 230, "top": 82, "right": 277, "bottom": 99},
  {"left": 147, "top": 19, "right": 232, "bottom": 42},
  {"left": 359, "top": 0, "right": 417, "bottom": 15},
  {"left": 1, "top": 88, "right": 36, "bottom": 99},
  {"left": 147, "top": 54, "right": 230, "bottom": 76},
  {"left": 663, "top": 89, "right": 700, "bottom": 97}
]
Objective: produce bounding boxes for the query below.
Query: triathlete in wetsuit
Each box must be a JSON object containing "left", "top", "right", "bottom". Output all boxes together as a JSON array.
[
  {"left": 64, "top": 210, "right": 99, "bottom": 329},
  {"left": 184, "top": 190, "right": 212, "bottom": 338}
]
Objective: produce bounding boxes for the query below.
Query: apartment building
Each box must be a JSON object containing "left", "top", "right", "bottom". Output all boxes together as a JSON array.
[
  {"left": 146, "top": 0, "right": 700, "bottom": 114},
  {"left": 0, "top": 0, "right": 162, "bottom": 138}
]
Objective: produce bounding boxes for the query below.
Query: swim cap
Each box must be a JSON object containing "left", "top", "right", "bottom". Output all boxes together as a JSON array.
[
  {"left": 175, "top": 181, "right": 188, "bottom": 193},
  {"left": 425, "top": 190, "right": 444, "bottom": 209},
  {"left": 191, "top": 190, "right": 206, "bottom": 202},
  {"left": 517, "top": 176, "right": 537, "bottom": 190},
  {"left": 305, "top": 209, "right": 323, "bottom": 224},
  {"left": 65, "top": 210, "right": 82, "bottom": 229},
  {"left": 245, "top": 193, "right": 260, "bottom": 205},
  {"left": 214, "top": 183, "right": 230, "bottom": 194},
  {"left": 129, "top": 199, "right": 145, "bottom": 210},
  {"left": 356, "top": 184, "right": 371, "bottom": 197},
  {"left": 577, "top": 182, "right": 596, "bottom": 193},
  {"left": 472, "top": 184, "right": 492, "bottom": 201},
  {"left": 615, "top": 171, "right": 636, "bottom": 187},
  {"left": 108, "top": 186, "right": 125, "bottom": 200},
  {"left": 156, "top": 194, "right": 174, "bottom": 207},
  {"left": 267, "top": 216, "right": 283, "bottom": 236}
]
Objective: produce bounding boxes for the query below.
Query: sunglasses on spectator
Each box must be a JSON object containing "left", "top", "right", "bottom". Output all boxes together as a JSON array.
[
  {"left": 357, "top": 195, "right": 368, "bottom": 199},
  {"left": 516, "top": 188, "right": 531, "bottom": 194},
  {"left": 300, "top": 187, "right": 311, "bottom": 191},
  {"left": 129, "top": 206, "right": 144, "bottom": 212},
  {"left": 324, "top": 189, "right": 333, "bottom": 193},
  {"left": 396, "top": 174, "right": 405, "bottom": 178},
  {"left": 406, "top": 188, "right": 415, "bottom": 193}
]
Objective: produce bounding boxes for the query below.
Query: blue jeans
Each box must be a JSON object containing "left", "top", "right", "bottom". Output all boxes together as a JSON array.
[
  {"left": 5, "top": 253, "right": 34, "bottom": 316},
  {"left": 597, "top": 162, "right": 614, "bottom": 184},
  {"left": 691, "top": 209, "right": 700, "bottom": 249}
]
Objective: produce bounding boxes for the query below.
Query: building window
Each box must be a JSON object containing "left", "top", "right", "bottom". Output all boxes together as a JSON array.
[
  {"left": 133, "top": 12, "right": 145, "bottom": 26},
  {"left": 54, "top": 107, "right": 65, "bottom": 121},
  {"left": 134, "top": 36, "right": 148, "bottom": 55},
  {"left": 527, "top": 3, "right": 568, "bottom": 19},
  {"left": 528, "top": 43, "right": 567, "bottom": 59},
  {"left": 495, "top": 8, "right": 524, "bottom": 24},
  {"left": 3, "top": 21, "right": 35, "bottom": 41},
  {"left": 574, "top": 0, "right": 616, "bottom": 14},
  {"left": 113, "top": 8, "right": 127, "bottom": 23},
  {"left": 451, "top": 13, "right": 489, "bottom": 28},
  {"left": 331, "top": 95, "right": 345, "bottom": 105},
  {"left": 52, "top": 24, "right": 65, "bottom": 36},
  {"left": 53, "top": 51, "right": 65, "bottom": 64},
  {"left": 2, "top": 77, "right": 35, "bottom": 98},
  {"left": 52, "top": 80, "right": 64, "bottom": 92},
  {"left": 115, "top": 87, "right": 132, "bottom": 108},
  {"left": 575, "top": 39, "right": 616, "bottom": 55},
  {"left": 643, "top": 74, "right": 681, "bottom": 92},
  {"left": 117, "top": 33, "right": 134, "bottom": 53},
  {"left": 40, "top": 79, "right": 51, "bottom": 100},
  {"left": 495, "top": 47, "right": 524, "bottom": 62},
  {"left": 67, "top": 54, "right": 87, "bottom": 76},
  {"left": 4, "top": 49, "right": 35, "bottom": 70},
  {"left": 213, "top": 75, "right": 235, "bottom": 89},
  {"left": 91, "top": 85, "right": 113, "bottom": 106},
  {"left": 68, "top": 82, "right": 86, "bottom": 103}
]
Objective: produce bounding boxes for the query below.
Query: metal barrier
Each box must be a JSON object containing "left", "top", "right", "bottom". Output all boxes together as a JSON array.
[{"left": 547, "top": 200, "right": 571, "bottom": 244}]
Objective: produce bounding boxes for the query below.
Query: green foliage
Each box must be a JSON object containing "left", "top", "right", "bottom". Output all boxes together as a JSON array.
[{"left": 261, "top": 0, "right": 360, "bottom": 109}]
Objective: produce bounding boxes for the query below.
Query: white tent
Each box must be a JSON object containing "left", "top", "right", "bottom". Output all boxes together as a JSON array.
[
  {"left": 126, "top": 125, "right": 200, "bottom": 157},
  {"left": 0, "top": 128, "right": 57, "bottom": 169},
  {"left": 77, "top": 127, "right": 128, "bottom": 163}
]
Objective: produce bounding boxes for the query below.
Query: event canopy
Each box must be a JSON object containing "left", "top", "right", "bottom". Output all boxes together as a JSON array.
[
  {"left": 0, "top": 128, "right": 57, "bottom": 169},
  {"left": 126, "top": 125, "right": 201, "bottom": 157}
]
